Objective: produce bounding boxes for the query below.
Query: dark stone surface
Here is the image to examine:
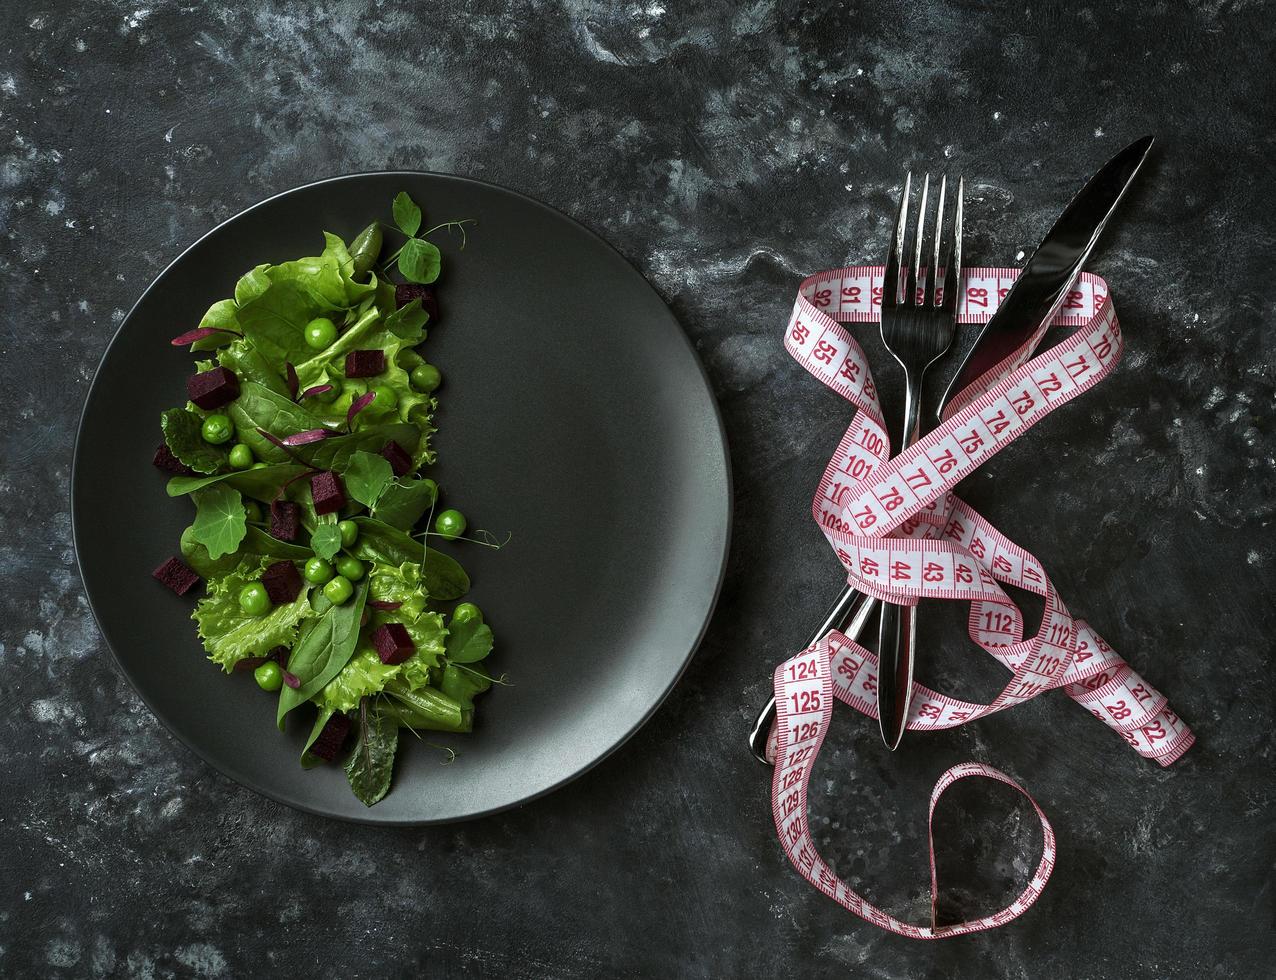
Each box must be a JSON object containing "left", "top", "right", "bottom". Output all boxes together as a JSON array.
[{"left": 1, "top": 2, "right": 1272, "bottom": 977}]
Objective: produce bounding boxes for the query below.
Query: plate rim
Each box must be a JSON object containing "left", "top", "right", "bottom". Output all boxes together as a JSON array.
[{"left": 70, "top": 169, "right": 732, "bottom": 825}]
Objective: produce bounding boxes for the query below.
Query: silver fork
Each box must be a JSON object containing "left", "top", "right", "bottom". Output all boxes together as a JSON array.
[
  {"left": 875, "top": 172, "right": 964, "bottom": 750},
  {"left": 745, "top": 175, "right": 963, "bottom": 764}
]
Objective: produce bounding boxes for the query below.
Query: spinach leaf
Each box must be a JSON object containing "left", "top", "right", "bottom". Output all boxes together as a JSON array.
[
  {"left": 311, "top": 523, "right": 342, "bottom": 561},
  {"left": 300, "top": 706, "right": 335, "bottom": 770},
  {"left": 161, "top": 407, "right": 228, "bottom": 474},
  {"left": 345, "top": 697, "right": 399, "bottom": 806},
  {"left": 190, "top": 485, "right": 248, "bottom": 559},
  {"left": 445, "top": 618, "right": 494, "bottom": 664},
  {"left": 226, "top": 381, "right": 328, "bottom": 463},
  {"left": 237, "top": 281, "right": 330, "bottom": 366},
  {"left": 242, "top": 526, "right": 312, "bottom": 561},
  {"left": 392, "top": 191, "right": 422, "bottom": 237},
  {"left": 277, "top": 579, "right": 368, "bottom": 729},
  {"left": 374, "top": 477, "right": 436, "bottom": 531},
  {"left": 191, "top": 299, "right": 239, "bottom": 352},
  {"left": 167, "top": 461, "right": 307, "bottom": 499},
  {"left": 398, "top": 237, "right": 441, "bottom": 285},
  {"left": 345, "top": 451, "right": 394, "bottom": 509},
  {"left": 292, "top": 423, "right": 418, "bottom": 472},
  {"left": 352, "top": 517, "right": 470, "bottom": 600}
]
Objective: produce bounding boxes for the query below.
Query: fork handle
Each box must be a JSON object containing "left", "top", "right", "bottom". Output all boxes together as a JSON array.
[{"left": 877, "top": 368, "right": 924, "bottom": 749}]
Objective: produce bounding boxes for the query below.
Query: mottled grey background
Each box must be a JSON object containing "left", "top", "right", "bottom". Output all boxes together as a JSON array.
[{"left": 2, "top": 1, "right": 1273, "bottom": 977}]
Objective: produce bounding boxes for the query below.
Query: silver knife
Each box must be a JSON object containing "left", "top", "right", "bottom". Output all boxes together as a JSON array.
[{"left": 747, "top": 134, "right": 1155, "bottom": 764}]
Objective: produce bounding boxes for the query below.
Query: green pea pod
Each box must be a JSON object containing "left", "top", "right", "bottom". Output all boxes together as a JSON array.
[
  {"left": 349, "top": 222, "right": 383, "bottom": 280},
  {"left": 387, "top": 685, "right": 471, "bottom": 732}
]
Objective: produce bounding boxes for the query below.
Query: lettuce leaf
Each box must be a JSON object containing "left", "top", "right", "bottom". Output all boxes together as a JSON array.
[
  {"left": 193, "top": 559, "right": 313, "bottom": 671},
  {"left": 313, "top": 647, "right": 401, "bottom": 713},
  {"left": 367, "top": 561, "right": 447, "bottom": 688}
]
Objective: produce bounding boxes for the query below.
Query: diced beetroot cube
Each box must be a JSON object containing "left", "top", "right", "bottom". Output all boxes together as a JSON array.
[
  {"left": 309, "top": 712, "right": 352, "bottom": 762},
  {"left": 269, "top": 500, "right": 301, "bottom": 542},
  {"left": 310, "top": 470, "right": 346, "bottom": 515},
  {"left": 152, "top": 557, "right": 201, "bottom": 596},
  {"left": 372, "top": 623, "right": 415, "bottom": 665},
  {"left": 344, "top": 349, "right": 385, "bottom": 378},
  {"left": 152, "top": 443, "right": 194, "bottom": 476},
  {"left": 394, "top": 283, "right": 439, "bottom": 323},
  {"left": 379, "top": 440, "right": 412, "bottom": 477},
  {"left": 261, "top": 560, "right": 303, "bottom": 604},
  {"left": 186, "top": 366, "right": 240, "bottom": 410}
]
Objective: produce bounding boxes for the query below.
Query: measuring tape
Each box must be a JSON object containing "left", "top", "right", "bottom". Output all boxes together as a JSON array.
[{"left": 768, "top": 266, "right": 1194, "bottom": 938}]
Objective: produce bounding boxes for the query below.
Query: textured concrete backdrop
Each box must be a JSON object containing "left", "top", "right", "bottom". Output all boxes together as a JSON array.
[{"left": 2, "top": 2, "right": 1273, "bottom": 977}]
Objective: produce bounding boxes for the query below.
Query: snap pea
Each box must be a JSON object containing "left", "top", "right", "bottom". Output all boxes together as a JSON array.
[{"left": 349, "top": 222, "right": 383, "bottom": 279}]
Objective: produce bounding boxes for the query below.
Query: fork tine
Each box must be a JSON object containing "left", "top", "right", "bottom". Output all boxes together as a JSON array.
[
  {"left": 942, "top": 176, "right": 964, "bottom": 314},
  {"left": 927, "top": 175, "right": 947, "bottom": 309},
  {"left": 884, "top": 172, "right": 911, "bottom": 308},
  {"left": 906, "top": 174, "right": 929, "bottom": 307}
]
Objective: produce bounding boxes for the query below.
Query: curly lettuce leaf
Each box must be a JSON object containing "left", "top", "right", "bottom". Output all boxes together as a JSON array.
[
  {"left": 193, "top": 559, "right": 312, "bottom": 671},
  {"left": 367, "top": 561, "right": 447, "bottom": 687},
  {"left": 313, "top": 647, "right": 401, "bottom": 713}
]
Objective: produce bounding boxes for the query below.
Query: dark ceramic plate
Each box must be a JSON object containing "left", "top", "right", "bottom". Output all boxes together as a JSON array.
[{"left": 72, "top": 173, "right": 730, "bottom": 824}]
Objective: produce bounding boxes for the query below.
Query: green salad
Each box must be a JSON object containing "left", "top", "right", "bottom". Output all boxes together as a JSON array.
[{"left": 150, "top": 192, "right": 498, "bottom": 807}]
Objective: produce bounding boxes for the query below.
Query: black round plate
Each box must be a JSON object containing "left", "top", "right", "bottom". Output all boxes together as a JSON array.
[{"left": 73, "top": 173, "right": 730, "bottom": 824}]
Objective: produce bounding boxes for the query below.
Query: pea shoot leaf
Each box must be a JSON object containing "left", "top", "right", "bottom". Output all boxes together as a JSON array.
[
  {"left": 392, "top": 191, "right": 422, "bottom": 237},
  {"left": 189, "top": 484, "right": 248, "bottom": 559},
  {"left": 444, "top": 618, "right": 494, "bottom": 664},
  {"left": 345, "top": 451, "right": 394, "bottom": 509},
  {"left": 311, "top": 523, "right": 343, "bottom": 561},
  {"left": 398, "top": 237, "right": 441, "bottom": 285}
]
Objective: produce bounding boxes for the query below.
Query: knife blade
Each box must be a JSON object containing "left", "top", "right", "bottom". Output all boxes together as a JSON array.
[{"left": 938, "top": 134, "right": 1154, "bottom": 414}]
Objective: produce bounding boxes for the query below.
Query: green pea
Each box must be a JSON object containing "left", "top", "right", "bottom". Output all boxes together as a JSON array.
[
  {"left": 434, "top": 509, "right": 466, "bottom": 540},
  {"left": 410, "top": 363, "right": 442, "bottom": 393},
  {"left": 254, "top": 660, "right": 283, "bottom": 692},
  {"left": 342, "top": 379, "right": 367, "bottom": 399},
  {"left": 243, "top": 500, "right": 264, "bottom": 523},
  {"left": 228, "top": 443, "right": 254, "bottom": 469},
  {"left": 304, "top": 316, "right": 338, "bottom": 350},
  {"left": 338, "top": 520, "right": 359, "bottom": 547},
  {"left": 451, "top": 602, "right": 483, "bottom": 626},
  {"left": 303, "top": 557, "right": 334, "bottom": 585},
  {"left": 239, "top": 582, "right": 271, "bottom": 616},
  {"left": 349, "top": 222, "right": 383, "bottom": 278},
  {"left": 323, "top": 575, "right": 354, "bottom": 605},
  {"left": 201, "top": 414, "right": 233, "bottom": 445},
  {"left": 335, "top": 556, "right": 365, "bottom": 581}
]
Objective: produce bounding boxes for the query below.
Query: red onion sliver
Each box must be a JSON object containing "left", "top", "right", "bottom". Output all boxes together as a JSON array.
[
  {"left": 233, "top": 656, "right": 269, "bottom": 673},
  {"left": 281, "top": 670, "right": 301, "bottom": 689},
  {"left": 282, "top": 428, "right": 329, "bottom": 447},
  {"left": 347, "top": 390, "right": 376, "bottom": 429},
  {"left": 285, "top": 362, "right": 299, "bottom": 399},
  {"left": 367, "top": 600, "right": 403, "bottom": 611},
  {"left": 299, "top": 384, "right": 334, "bottom": 401},
  {"left": 170, "top": 326, "right": 240, "bottom": 346}
]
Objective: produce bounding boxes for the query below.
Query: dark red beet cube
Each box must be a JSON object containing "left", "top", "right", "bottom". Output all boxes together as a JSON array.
[
  {"left": 152, "top": 557, "right": 201, "bottom": 596},
  {"left": 269, "top": 500, "right": 301, "bottom": 542},
  {"left": 394, "top": 283, "right": 439, "bottom": 323},
  {"left": 308, "top": 712, "right": 352, "bottom": 762},
  {"left": 372, "top": 623, "right": 415, "bottom": 665},
  {"left": 261, "top": 560, "right": 303, "bottom": 604},
  {"left": 344, "top": 349, "right": 385, "bottom": 378},
  {"left": 186, "top": 366, "right": 240, "bottom": 410},
  {"left": 310, "top": 470, "right": 346, "bottom": 515},
  {"left": 152, "top": 443, "right": 194, "bottom": 476},
  {"left": 379, "top": 440, "right": 412, "bottom": 477}
]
